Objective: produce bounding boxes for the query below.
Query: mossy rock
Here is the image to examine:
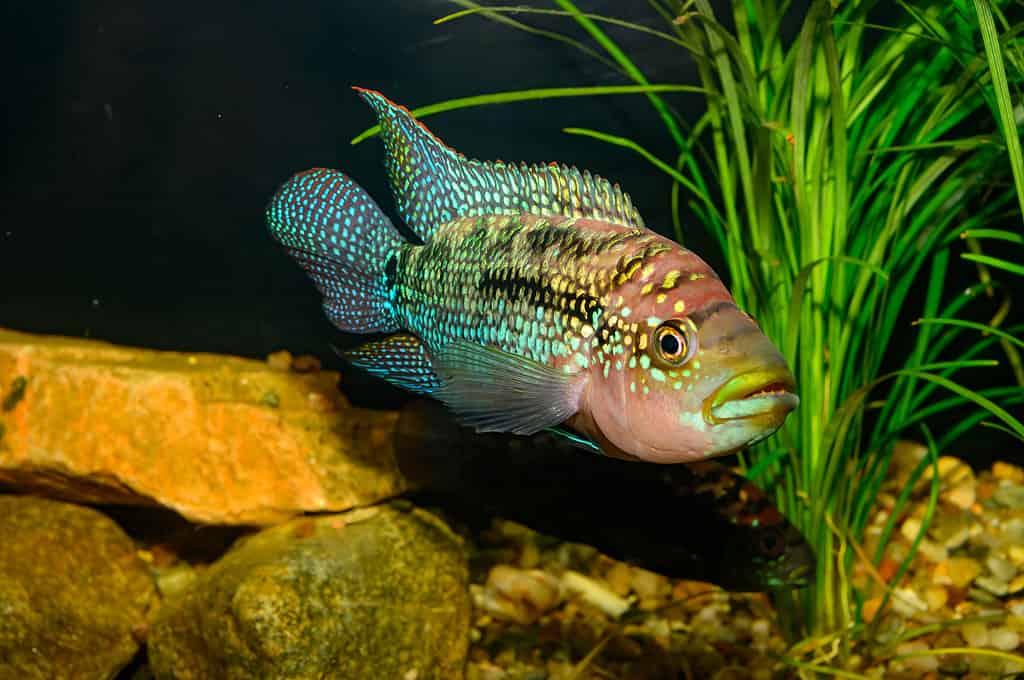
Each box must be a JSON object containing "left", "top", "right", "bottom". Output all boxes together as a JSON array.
[
  {"left": 149, "top": 503, "right": 470, "bottom": 679},
  {"left": 0, "top": 495, "right": 156, "bottom": 679}
]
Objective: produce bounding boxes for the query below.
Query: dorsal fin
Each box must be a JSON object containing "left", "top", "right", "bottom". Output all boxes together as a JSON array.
[{"left": 354, "top": 87, "right": 645, "bottom": 242}]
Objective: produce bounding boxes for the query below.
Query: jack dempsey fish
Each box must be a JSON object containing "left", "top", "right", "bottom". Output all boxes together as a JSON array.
[{"left": 266, "top": 88, "right": 799, "bottom": 462}]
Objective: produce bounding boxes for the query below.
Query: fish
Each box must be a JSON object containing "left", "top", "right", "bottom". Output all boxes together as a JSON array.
[
  {"left": 265, "top": 88, "right": 799, "bottom": 463},
  {"left": 394, "top": 400, "right": 814, "bottom": 591}
]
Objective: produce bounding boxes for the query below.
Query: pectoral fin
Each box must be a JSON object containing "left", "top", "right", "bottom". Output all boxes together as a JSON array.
[{"left": 432, "top": 341, "right": 582, "bottom": 436}]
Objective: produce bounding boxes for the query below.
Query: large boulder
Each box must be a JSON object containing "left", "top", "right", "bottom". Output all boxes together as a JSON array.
[
  {"left": 0, "top": 495, "right": 156, "bottom": 679},
  {"left": 148, "top": 503, "right": 471, "bottom": 679},
  {"left": 0, "top": 328, "right": 407, "bottom": 524}
]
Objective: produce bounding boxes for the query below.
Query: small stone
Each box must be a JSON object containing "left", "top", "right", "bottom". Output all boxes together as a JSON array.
[
  {"left": 930, "top": 514, "right": 971, "bottom": 550},
  {"left": 486, "top": 566, "right": 562, "bottom": 624},
  {"left": 932, "top": 456, "right": 974, "bottom": 486},
  {"left": 266, "top": 349, "right": 293, "bottom": 370},
  {"left": 976, "top": 575, "right": 1010, "bottom": 596},
  {"left": 605, "top": 562, "right": 632, "bottom": 597},
  {"left": 892, "top": 588, "right": 928, "bottom": 617},
  {"left": 989, "top": 628, "right": 1020, "bottom": 651},
  {"left": 944, "top": 482, "right": 976, "bottom": 510},
  {"left": 934, "top": 557, "right": 982, "bottom": 589},
  {"left": 896, "top": 641, "right": 938, "bottom": 673},
  {"left": 961, "top": 621, "right": 989, "bottom": 647},
  {"left": 1009, "top": 545, "right": 1024, "bottom": 567},
  {"left": 916, "top": 539, "right": 948, "bottom": 563},
  {"left": 1004, "top": 519, "right": 1024, "bottom": 544},
  {"left": 1009, "top": 574, "right": 1024, "bottom": 595},
  {"left": 969, "top": 587, "right": 999, "bottom": 603},
  {"left": 994, "top": 485, "right": 1024, "bottom": 508},
  {"left": 924, "top": 586, "right": 949, "bottom": 611},
  {"left": 986, "top": 554, "right": 1017, "bottom": 582},
  {"left": 901, "top": 517, "right": 923, "bottom": 543},
  {"left": 630, "top": 567, "right": 667, "bottom": 601},
  {"left": 993, "top": 462, "right": 1024, "bottom": 484}
]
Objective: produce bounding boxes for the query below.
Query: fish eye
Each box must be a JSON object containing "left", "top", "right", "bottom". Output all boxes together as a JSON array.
[
  {"left": 652, "top": 320, "right": 694, "bottom": 366},
  {"left": 758, "top": 528, "right": 785, "bottom": 557}
]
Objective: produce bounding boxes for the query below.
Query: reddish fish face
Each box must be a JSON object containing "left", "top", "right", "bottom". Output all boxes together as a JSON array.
[{"left": 571, "top": 243, "right": 798, "bottom": 463}]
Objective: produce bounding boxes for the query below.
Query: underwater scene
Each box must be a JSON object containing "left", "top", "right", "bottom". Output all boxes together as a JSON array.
[{"left": 2, "top": 0, "right": 1024, "bottom": 678}]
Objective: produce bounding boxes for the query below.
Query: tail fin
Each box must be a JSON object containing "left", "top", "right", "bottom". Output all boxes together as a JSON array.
[
  {"left": 266, "top": 168, "right": 404, "bottom": 333},
  {"left": 354, "top": 87, "right": 645, "bottom": 244}
]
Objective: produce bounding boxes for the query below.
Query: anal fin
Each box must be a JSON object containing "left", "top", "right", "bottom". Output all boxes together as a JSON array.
[{"left": 343, "top": 334, "right": 442, "bottom": 395}]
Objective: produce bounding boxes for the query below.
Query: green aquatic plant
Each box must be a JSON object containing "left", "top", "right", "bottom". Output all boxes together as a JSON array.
[{"left": 352, "top": 0, "right": 1024, "bottom": 653}]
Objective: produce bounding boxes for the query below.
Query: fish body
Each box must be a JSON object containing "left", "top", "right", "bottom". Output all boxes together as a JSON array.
[
  {"left": 395, "top": 400, "right": 814, "bottom": 591},
  {"left": 266, "top": 88, "right": 799, "bottom": 462}
]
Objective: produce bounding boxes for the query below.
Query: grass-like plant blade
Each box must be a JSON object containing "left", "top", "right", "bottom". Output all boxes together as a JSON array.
[{"left": 972, "top": 0, "right": 1024, "bottom": 221}]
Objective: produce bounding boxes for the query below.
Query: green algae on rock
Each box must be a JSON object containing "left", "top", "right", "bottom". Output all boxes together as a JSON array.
[
  {"left": 148, "top": 503, "right": 471, "bottom": 680},
  {"left": 0, "top": 495, "right": 156, "bottom": 680}
]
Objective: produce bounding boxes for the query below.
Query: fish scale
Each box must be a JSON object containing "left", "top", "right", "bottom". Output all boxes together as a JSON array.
[
  {"left": 392, "top": 215, "right": 653, "bottom": 370},
  {"left": 266, "top": 88, "right": 800, "bottom": 462}
]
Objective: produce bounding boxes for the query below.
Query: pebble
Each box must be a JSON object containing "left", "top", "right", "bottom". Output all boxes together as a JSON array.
[
  {"left": 1010, "top": 545, "right": 1024, "bottom": 566},
  {"left": 901, "top": 517, "right": 923, "bottom": 543},
  {"left": 961, "top": 621, "right": 989, "bottom": 647},
  {"left": 986, "top": 554, "right": 1017, "bottom": 582},
  {"left": 934, "top": 557, "right": 982, "bottom": 588},
  {"left": 916, "top": 539, "right": 948, "bottom": 563},
  {"left": 896, "top": 641, "right": 938, "bottom": 673},
  {"left": 892, "top": 588, "right": 928, "bottom": 617},
  {"left": 994, "top": 462, "right": 1024, "bottom": 484},
  {"left": 605, "top": 562, "right": 632, "bottom": 597},
  {"left": 265, "top": 350, "right": 293, "bottom": 371},
  {"left": 482, "top": 566, "right": 562, "bottom": 624},
  {"left": 929, "top": 513, "right": 972, "bottom": 550},
  {"left": 630, "top": 567, "right": 667, "bottom": 601},
  {"left": 975, "top": 575, "right": 1010, "bottom": 597},
  {"left": 989, "top": 627, "right": 1021, "bottom": 651},
  {"left": 994, "top": 484, "right": 1024, "bottom": 508},
  {"left": 1004, "top": 518, "right": 1024, "bottom": 544},
  {"left": 1009, "top": 574, "right": 1024, "bottom": 594},
  {"left": 944, "top": 482, "right": 976, "bottom": 509},
  {"left": 923, "top": 586, "right": 948, "bottom": 610}
]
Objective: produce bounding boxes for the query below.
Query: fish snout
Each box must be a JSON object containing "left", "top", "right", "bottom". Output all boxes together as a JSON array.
[{"left": 697, "top": 308, "right": 799, "bottom": 427}]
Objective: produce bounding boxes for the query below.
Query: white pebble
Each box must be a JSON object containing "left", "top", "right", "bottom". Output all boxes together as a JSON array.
[{"left": 989, "top": 628, "right": 1020, "bottom": 651}]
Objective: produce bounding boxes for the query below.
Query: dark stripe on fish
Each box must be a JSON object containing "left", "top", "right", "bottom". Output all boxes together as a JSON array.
[{"left": 477, "top": 268, "right": 602, "bottom": 326}]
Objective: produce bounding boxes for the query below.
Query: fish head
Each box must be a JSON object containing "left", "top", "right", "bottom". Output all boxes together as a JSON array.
[
  {"left": 713, "top": 512, "right": 816, "bottom": 591},
  {"left": 580, "top": 251, "right": 798, "bottom": 462}
]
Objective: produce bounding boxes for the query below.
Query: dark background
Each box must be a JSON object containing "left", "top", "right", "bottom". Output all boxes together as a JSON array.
[{"left": 2, "top": 1, "right": 1020, "bottom": 461}]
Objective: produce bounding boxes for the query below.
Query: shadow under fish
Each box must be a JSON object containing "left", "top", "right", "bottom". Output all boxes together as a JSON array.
[{"left": 394, "top": 400, "right": 814, "bottom": 593}]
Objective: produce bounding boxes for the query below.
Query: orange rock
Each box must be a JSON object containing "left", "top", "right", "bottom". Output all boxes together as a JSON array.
[{"left": 0, "top": 328, "right": 407, "bottom": 525}]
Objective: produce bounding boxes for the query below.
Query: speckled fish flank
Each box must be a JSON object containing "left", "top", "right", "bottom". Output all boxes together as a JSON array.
[{"left": 266, "top": 88, "right": 799, "bottom": 462}]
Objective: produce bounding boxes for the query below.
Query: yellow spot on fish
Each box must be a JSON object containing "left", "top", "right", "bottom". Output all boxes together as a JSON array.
[
  {"left": 689, "top": 273, "right": 705, "bottom": 281},
  {"left": 662, "top": 270, "right": 681, "bottom": 289},
  {"left": 641, "top": 264, "right": 655, "bottom": 280},
  {"left": 674, "top": 300, "right": 685, "bottom": 313},
  {"left": 641, "top": 282, "right": 654, "bottom": 295},
  {"left": 581, "top": 324, "right": 594, "bottom": 338},
  {"left": 656, "top": 293, "right": 667, "bottom": 304},
  {"left": 638, "top": 333, "right": 648, "bottom": 351}
]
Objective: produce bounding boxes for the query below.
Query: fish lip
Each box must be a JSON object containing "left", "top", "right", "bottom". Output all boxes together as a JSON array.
[{"left": 703, "top": 369, "right": 799, "bottom": 425}]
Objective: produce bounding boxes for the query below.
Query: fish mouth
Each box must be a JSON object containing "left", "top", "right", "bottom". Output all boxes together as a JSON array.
[{"left": 704, "top": 369, "right": 799, "bottom": 425}]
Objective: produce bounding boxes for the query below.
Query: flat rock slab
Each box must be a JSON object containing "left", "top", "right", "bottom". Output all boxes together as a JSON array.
[
  {"left": 0, "top": 328, "right": 407, "bottom": 524},
  {"left": 149, "top": 503, "right": 471, "bottom": 680},
  {"left": 0, "top": 495, "right": 156, "bottom": 679}
]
